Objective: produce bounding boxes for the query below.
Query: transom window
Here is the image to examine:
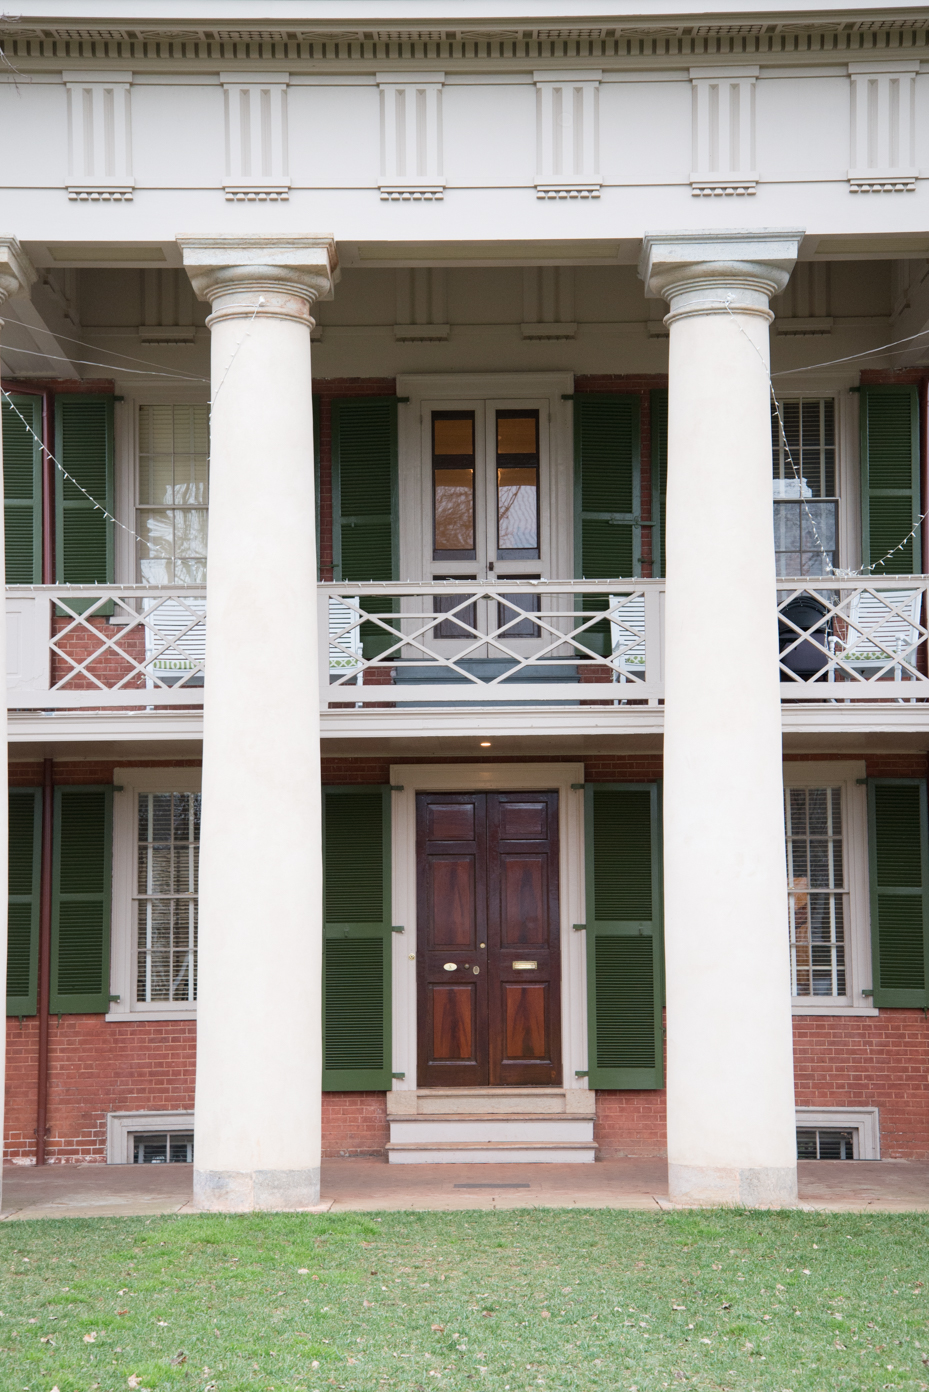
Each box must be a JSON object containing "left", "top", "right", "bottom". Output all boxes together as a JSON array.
[
  {"left": 785, "top": 785, "right": 847, "bottom": 997},
  {"left": 137, "top": 404, "right": 209, "bottom": 583},
  {"left": 772, "top": 398, "right": 837, "bottom": 576},
  {"left": 136, "top": 792, "right": 200, "bottom": 1004}
]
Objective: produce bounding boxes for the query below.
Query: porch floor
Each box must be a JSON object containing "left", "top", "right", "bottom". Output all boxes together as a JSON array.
[{"left": 1, "top": 1157, "right": 928, "bottom": 1219}]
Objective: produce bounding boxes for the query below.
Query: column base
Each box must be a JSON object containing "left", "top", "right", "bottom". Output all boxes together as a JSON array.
[
  {"left": 194, "top": 1168, "right": 321, "bottom": 1212},
  {"left": 668, "top": 1163, "right": 798, "bottom": 1208}
]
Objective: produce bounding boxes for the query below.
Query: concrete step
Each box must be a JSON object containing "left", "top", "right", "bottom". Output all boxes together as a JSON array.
[
  {"left": 387, "top": 1140, "right": 598, "bottom": 1165},
  {"left": 389, "top": 1115, "right": 595, "bottom": 1145},
  {"left": 387, "top": 1086, "right": 595, "bottom": 1118}
]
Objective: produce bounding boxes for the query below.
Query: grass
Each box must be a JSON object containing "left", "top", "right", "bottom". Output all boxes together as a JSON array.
[{"left": 0, "top": 1207, "right": 927, "bottom": 1392}]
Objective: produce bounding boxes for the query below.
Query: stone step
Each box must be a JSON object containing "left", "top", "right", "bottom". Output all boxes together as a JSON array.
[
  {"left": 386, "top": 1140, "right": 598, "bottom": 1165},
  {"left": 387, "top": 1087, "right": 595, "bottom": 1118},
  {"left": 389, "top": 1115, "right": 595, "bottom": 1145}
]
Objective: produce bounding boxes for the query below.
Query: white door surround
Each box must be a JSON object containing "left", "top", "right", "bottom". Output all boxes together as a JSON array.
[{"left": 389, "top": 761, "right": 587, "bottom": 1092}]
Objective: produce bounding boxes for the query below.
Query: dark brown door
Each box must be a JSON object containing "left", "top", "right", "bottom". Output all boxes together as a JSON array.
[{"left": 417, "top": 791, "right": 561, "bottom": 1087}]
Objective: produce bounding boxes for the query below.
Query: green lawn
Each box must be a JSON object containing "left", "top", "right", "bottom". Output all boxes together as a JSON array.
[{"left": 0, "top": 1207, "right": 927, "bottom": 1392}]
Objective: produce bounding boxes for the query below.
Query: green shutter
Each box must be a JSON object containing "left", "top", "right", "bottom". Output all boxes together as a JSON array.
[
  {"left": 55, "top": 395, "right": 114, "bottom": 585},
  {"left": 7, "top": 789, "right": 42, "bottom": 1016},
  {"left": 50, "top": 786, "right": 113, "bottom": 1014},
  {"left": 574, "top": 394, "right": 640, "bottom": 580},
  {"left": 574, "top": 395, "right": 641, "bottom": 655},
  {"left": 860, "top": 385, "right": 920, "bottom": 575},
  {"left": 313, "top": 393, "right": 321, "bottom": 580},
  {"left": 332, "top": 398, "right": 398, "bottom": 582},
  {"left": 650, "top": 388, "right": 668, "bottom": 578},
  {"left": 584, "top": 783, "right": 663, "bottom": 1088},
  {"left": 2, "top": 393, "right": 43, "bottom": 584},
  {"left": 868, "top": 778, "right": 929, "bottom": 1008},
  {"left": 322, "top": 786, "right": 392, "bottom": 1090}
]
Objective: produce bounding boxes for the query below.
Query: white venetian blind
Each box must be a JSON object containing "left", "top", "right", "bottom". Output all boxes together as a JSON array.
[
  {"left": 785, "top": 786, "right": 847, "bottom": 998},
  {"left": 135, "top": 792, "right": 200, "bottom": 1004}
]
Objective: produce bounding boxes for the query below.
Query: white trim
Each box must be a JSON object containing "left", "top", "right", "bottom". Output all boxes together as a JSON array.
[
  {"left": 108, "top": 766, "right": 201, "bottom": 1022},
  {"left": 106, "top": 1110, "right": 195, "bottom": 1164},
  {"left": 783, "top": 760, "right": 872, "bottom": 1014},
  {"left": 796, "top": 1105, "right": 880, "bottom": 1160},
  {"left": 389, "top": 761, "right": 586, "bottom": 1092}
]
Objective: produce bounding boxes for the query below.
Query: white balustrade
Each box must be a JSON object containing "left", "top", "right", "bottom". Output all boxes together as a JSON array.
[{"left": 6, "top": 577, "right": 929, "bottom": 710}]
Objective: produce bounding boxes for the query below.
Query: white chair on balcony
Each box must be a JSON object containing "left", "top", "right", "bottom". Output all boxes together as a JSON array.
[
  {"left": 609, "top": 593, "right": 646, "bottom": 686},
  {"left": 144, "top": 597, "right": 206, "bottom": 687},
  {"left": 328, "top": 595, "right": 363, "bottom": 678},
  {"left": 831, "top": 586, "right": 923, "bottom": 689}
]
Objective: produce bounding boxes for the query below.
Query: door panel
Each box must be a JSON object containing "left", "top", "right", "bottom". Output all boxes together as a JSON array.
[{"left": 417, "top": 790, "right": 561, "bottom": 1087}]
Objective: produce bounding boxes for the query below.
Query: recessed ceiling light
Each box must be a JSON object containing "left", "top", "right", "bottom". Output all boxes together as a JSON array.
[{"left": 480, "top": 741, "right": 491, "bottom": 747}]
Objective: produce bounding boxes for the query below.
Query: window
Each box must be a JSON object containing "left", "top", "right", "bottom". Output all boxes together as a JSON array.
[
  {"left": 772, "top": 398, "right": 837, "bottom": 576},
  {"left": 785, "top": 785, "right": 847, "bottom": 997},
  {"left": 110, "top": 769, "right": 201, "bottom": 1020},
  {"left": 783, "top": 763, "right": 873, "bottom": 1013},
  {"left": 137, "top": 405, "right": 209, "bottom": 583},
  {"left": 496, "top": 411, "right": 540, "bottom": 559},
  {"left": 433, "top": 412, "right": 476, "bottom": 560},
  {"left": 136, "top": 792, "right": 199, "bottom": 1004},
  {"left": 133, "top": 1130, "right": 194, "bottom": 1163}
]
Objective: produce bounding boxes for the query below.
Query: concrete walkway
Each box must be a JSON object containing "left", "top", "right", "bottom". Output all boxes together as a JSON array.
[{"left": 0, "top": 1157, "right": 927, "bottom": 1219}]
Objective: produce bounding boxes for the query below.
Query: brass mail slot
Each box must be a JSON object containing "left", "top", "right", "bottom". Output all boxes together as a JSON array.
[{"left": 512, "top": 961, "right": 538, "bottom": 970}]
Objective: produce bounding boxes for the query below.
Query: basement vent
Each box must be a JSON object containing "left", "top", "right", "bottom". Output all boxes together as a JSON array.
[
  {"left": 795, "top": 1107, "right": 880, "bottom": 1160},
  {"left": 132, "top": 1131, "right": 194, "bottom": 1164},
  {"left": 797, "top": 1127, "right": 857, "bottom": 1160}
]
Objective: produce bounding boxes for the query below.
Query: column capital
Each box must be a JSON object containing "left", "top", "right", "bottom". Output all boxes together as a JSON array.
[
  {"left": 0, "top": 238, "right": 37, "bottom": 310},
  {"left": 177, "top": 236, "right": 339, "bottom": 328},
  {"left": 638, "top": 228, "right": 803, "bottom": 324}
]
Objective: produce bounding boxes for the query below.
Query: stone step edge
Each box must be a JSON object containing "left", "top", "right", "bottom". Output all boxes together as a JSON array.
[
  {"left": 390, "top": 1112, "right": 597, "bottom": 1124},
  {"left": 386, "top": 1140, "right": 599, "bottom": 1151}
]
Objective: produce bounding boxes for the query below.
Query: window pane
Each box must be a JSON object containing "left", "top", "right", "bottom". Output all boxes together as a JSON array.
[
  {"left": 137, "top": 404, "right": 209, "bottom": 581},
  {"left": 497, "top": 415, "right": 537, "bottom": 454},
  {"left": 434, "top": 469, "right": 475, "bottom": 550},
  {"left": 772, "top": 398, "right": 836, "bottom": 502},
  {"left": 136, "top": 791, "right": 201, "bottom": 1004},
  {"left": 433, "top": 413, "right": 476, "bottom": 555},
  {"left": 774, "top": 500, "right": 837, "bottom": 576},
  {"left": 498, "top": 467, "right": 538, "bottom": 550},
  {"left": 786, "top": 785, "right": 847, "bottom": 998}
]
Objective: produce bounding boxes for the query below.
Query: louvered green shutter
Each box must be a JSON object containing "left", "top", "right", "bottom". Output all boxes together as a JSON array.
[
  {"left": 584, "top": 783, "right": 663, "bottom": 1088},
  {"left": 574, "top": 395, "right": 640, "bottom": 579},
  {"left": 650, "top": 388, "right": 668, "bottom": 578},
  {"left": 2, "top": 394, "right": 43, "bottom": 584},
  {"left": 50, "top": 786, "right": 113, "bottom": 1014},
  {"left": 322, "top": 786, "right": 392, "bottom": 1090},
  {"left": 332, "top": 398, "right": 398, "bottom": 657},
  {"left": 7, "top": 789, "right": 42, "bottom": 1016},
  {"left": 860, "top": 386, "right": 920, "bottom": 575},
  {"left": 313, "top": 393, "right": 321, "bottom": 580},
  {"left": 867, "top": 779, "right": 929, "bottom": 1008},
  {"left": 574, "top": 395, "right": 641, "bottom": 654},
  {"left": 55, "top": 395, "right": 114, "bottom": 585}
]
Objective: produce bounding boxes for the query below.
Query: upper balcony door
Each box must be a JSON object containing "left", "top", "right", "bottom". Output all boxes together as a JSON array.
[{"left": 417, "top": 395, "right": 555, "bottom": 663}]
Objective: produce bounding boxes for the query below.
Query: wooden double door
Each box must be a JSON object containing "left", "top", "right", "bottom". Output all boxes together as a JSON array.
[{"left": 416, "top": 791, "right": 561, "bottom": 1087}]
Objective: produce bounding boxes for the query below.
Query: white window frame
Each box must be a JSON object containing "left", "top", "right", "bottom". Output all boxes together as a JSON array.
[
  {"left": 784, "top": 760, "right": 876, "bottom": 1017},
  {"left": 106, "top": 1110, "right": 195, "bottom": 1164},
  {"left": 795, "top": 1106, "right": 881, "bottom": 1160},
  {"left": 108, "top": 766, "right": 201, "bottom": 1022}
]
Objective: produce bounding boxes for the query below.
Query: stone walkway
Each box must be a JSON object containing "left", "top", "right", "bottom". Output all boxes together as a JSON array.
[{"left": 0, "top": 1157, "right": 926, "bottom": 1219}]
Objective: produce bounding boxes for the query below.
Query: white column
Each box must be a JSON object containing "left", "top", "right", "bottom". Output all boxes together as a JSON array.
[
  {"left": 179, "top": 237, "right": 337, "bottom": 1212},
  {"left": 639, "top": 230, "right": 803, "bottom": 1207},
  {"left": 0, "top": 239, "right": 36, "bottom": 1204}
]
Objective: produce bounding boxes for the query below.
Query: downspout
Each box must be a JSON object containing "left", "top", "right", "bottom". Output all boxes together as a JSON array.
[
  {"left": 35, "top": 758, "right": 54, "bottom": 1165},
  {"left": 41, "top": 387, "right": 55, "bottom": 585}
]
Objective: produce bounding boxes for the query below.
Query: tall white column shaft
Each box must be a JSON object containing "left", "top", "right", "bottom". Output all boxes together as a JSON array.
[
  {"left": 181, "top": 238, "right": 337, "bottom": 1211},
  {"left": 0, "top": 240, "right": 36, "bottom": 1205},
  {"left": 640, "top": 231, "right": 803, "bottom": 1206}
]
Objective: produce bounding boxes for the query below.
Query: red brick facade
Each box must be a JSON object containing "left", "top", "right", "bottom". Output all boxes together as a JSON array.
[{"left": 5, "top": 748, "right": 929, "bottom": 1164}]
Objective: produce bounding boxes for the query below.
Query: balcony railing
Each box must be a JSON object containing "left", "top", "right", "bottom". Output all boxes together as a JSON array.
[{"left": 6, "top": 578, "right": 929, "bottom": 711}]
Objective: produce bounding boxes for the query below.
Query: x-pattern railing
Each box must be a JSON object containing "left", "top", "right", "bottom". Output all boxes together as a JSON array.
[
  {"left": 6, "top": 578, "right": 929, "bottom": 712},
  {"left": 7, "top": 585, "right": 207, "bottom": 707}
]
